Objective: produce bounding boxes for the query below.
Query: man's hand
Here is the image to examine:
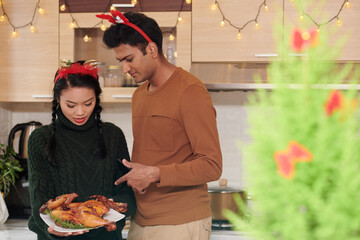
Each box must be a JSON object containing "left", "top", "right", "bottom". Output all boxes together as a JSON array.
[{"left": 115, "top": 159, "right": 160, "bottom": 194}]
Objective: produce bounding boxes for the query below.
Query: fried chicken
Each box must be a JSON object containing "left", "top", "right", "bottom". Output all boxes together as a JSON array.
[{"left": 40, "top": 193, "right": 127, "bottom": 231}]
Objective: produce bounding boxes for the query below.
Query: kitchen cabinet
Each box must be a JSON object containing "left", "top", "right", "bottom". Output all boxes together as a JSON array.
[
  {"left": 284, "top": 0, "right": 360, "bottom": 61},
  {"left": 192, "top": 0, "right": 360, "bottom": 63},
  {"left": 0, "top": 0, "right": 59, "bottom": 102},
  {"left": 192, "top": 0, "right": 282, "bottom": 62},
  {"left": 58, "top": 0, "right": 191, "bottom": 13},
  {"left": 60, "top": 11, "right": 191, "bottom": 102}
]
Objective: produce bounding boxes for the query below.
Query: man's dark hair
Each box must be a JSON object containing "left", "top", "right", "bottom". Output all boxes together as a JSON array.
[{"left": 103, "top": 12, "right": 163, "bottom": 55}]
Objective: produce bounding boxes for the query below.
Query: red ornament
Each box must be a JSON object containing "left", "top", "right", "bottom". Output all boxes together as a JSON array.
[
  {"left": 324, "top": 90, "right": 344, "bottom": 117},
  {"left": 291, "top": 28, "right": 318, "bottom": 52},
  {"left": 274, "top": 141, "right": 313, "bottom": 179},
  {"left": 274, "top": 151, "right": 295, "bottom": 179},
  {"left": 324, "top": 90, "right": 358, "bottom": 119},
  {"left": 288, "top": 141, "right": 313, "bottom": 162}
]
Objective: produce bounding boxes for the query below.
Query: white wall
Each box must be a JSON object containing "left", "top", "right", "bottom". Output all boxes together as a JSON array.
[
  {"left": 0, "top": 91, "right": 252, "bottom": 190},
  {"left": 0, "top": 107, "right": 11, "bottom": 145}
]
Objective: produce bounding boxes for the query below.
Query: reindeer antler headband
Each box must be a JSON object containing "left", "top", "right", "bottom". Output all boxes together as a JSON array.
[
  {"left": 54, "top": 60, "right": 98, "bottom": 84},
  {"left": 96, "top": 10, "right": 153, "bottom": 43}
]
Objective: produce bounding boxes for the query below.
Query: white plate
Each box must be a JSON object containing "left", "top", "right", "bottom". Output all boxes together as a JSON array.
[{"left": 40, "top": 209, "right": 125, "bottom": 233}]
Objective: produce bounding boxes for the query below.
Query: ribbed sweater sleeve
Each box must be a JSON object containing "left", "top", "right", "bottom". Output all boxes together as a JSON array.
[
  {"left": 105, "top": 124, "right": 136, "bottom": 218},
  {"left": 27, "top": 126, "right": 62, "bottom": 240}
]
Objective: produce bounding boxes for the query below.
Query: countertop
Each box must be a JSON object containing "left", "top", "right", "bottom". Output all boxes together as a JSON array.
[{"left": 0, "top": 218, "right": 253, "bottom": 240}]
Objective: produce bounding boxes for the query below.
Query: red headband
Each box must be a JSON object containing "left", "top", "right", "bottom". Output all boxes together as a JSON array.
[
  {"left": 54, "top": 62, "right": 98, "bottom": 84},
  {"left": 96, "top": 10, "right": 153, "bottom": 43}
]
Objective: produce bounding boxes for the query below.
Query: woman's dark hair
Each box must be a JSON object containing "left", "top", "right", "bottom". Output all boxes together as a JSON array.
[
  {"left": 103, "top": 12, "right": 163, "bottom": 55},
  {"left": 46, "top": 61, "right": 107, "bottom": 166}
]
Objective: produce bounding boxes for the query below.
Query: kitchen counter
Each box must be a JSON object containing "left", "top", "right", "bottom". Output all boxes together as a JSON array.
[{"left": 0, "top": 218, "right": 253, "bottom": 240}]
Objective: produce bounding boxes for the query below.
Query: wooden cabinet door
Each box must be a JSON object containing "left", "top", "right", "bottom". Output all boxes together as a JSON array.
[
  {"left": 192, "top": 0, "right": 283, "bottom": 62},
  {"left": 284, "top": 0, "right": 360, "bottom": 61},
  {"left": 0, "top": 0, "right": 58, "bottom": 102}
]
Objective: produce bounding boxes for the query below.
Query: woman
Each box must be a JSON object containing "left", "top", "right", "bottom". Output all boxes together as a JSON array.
[{"left": 27, "top": 60, "right": 135, "bottom": 240}]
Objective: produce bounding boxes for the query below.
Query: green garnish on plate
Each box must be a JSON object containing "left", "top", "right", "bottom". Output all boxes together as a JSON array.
[{"left": 44, "top": 209, "right": 92, "bottom": 230}]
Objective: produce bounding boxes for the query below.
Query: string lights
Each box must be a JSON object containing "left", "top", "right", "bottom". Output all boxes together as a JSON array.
[
  {"left": 213, "top": 0, "right": 351, "bottom": 39},
  {"left": 297, "top": 0, "right": 350, "bottom": 32},
  {"left": 61, "top": 0, "right": 113, "bottom": 43},
  {"left": 61, "top": 0, "right": 190, "bottom": 43},
  {"left": 212, "top": 0, "right": 269, "bottom": 40},
  {"left": 157, "top": 0, "right": 189, "bottom": 41},
  {"left": 1, "top": 0, "right": 350, "bottom": 42},
  {"left": 0, "top": 0, "right": 43, "bottom": 38}
]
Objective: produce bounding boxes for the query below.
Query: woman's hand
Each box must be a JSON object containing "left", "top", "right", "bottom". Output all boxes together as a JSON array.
[{"left": 48, "top": 224, "right": 89, "bottom": 237}]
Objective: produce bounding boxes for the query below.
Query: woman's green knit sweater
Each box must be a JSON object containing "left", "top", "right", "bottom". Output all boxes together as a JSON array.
[{"left": 27, "top": 110, "right": 136, "bottom": 240}]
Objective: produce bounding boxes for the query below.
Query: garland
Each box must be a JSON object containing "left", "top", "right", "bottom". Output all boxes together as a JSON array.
[
  {"left": 0, "top": 0, "right": 43, "bottom": 37},
  {"left": 62, "top": 0, "right": 189, "bottom": 42},
  {"left": 213, "top": 0, "right": 352, "bottom": 39},
  {"left": 0, "top": 0, "right": 353, "bottom": 40}
]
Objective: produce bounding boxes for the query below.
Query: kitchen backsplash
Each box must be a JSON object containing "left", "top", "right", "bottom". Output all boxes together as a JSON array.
[
  {"left": 0, "top": 91, "right": 253, "bottom": 190},
  {"left": 0, "top": 107, "right": 11, "bottom": 145}
]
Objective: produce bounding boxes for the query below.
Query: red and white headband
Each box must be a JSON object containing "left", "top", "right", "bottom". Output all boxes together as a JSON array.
[
  {"left": 54, "top": 60, "right": 98, "bottom": 84},
  {"left": 96, "top": 10, "right": 153, "bottom": 43}
]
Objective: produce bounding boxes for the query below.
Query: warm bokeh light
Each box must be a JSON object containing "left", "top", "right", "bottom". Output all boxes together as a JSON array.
[
  {"left": 178, "top": 16, "right": 182, "bottom": 22},
  {"left": 220, "top": 20, "right": 225, "bottom": 27},
  {"left": 60, "top": 4, "right": 66, "bottom": 12},
  {"left": 264, "top": 5, "right": 269, "bottom": 12},
  {"left": 346, "top": 1, "right": 350, "bottom": 8},
  {"left": 83, "top": 35, "right": 89, "bottom": 42},
  {"left": 169, "top": 34, "right": 175, "bottom": 41},
  {"left": 12, "top": 30, "right": 18, "bottom": 38},
  {"left": 336, "top": 18, "right": 342, "bottom": 27},
  {"left": 30, "top": 25, "right": 36, "bottom": 33},
  {"left": 237, "top": 32, "right": 242, "bottom": 40},
  {"left": 299, "top": 15, "right": 304, "bottom": 21},
  {"left": 110, "top": 6, "right": 116, "bottom": 11},
  {"left": 131, "top": 0, "right": 137, "bottom": 5},
  {"left": 301, "top": 31, "right": 310, "bottom": 40},
  {"left": 100, "top": 24, "right": 107, "bottom": 31},
  {"left": 70, "top": 21, "right": 76, "bottom": 28},
  {"left": 0, "top": 15, "right": 5, "bottom": 22},
  {"left": 186, "top": 0, "right": 191, "bottom": 4},
  {"left": 211, "top": 3, "right": 217, "bottom": 10},
  {"left": 255, "top": 22, "right": 260, "bottom": 30},
  {"left": 38, "top": 7, "right": 45, "bottom": 15}
]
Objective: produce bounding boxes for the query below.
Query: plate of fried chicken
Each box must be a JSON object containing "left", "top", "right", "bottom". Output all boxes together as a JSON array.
[{"left": 39, "top": 193, "right": 127, "bottom": 232}]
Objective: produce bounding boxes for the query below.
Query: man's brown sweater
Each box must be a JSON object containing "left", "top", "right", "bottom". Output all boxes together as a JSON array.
[{"left": 131, "top": 67, "right": 222, "bottom": 226}]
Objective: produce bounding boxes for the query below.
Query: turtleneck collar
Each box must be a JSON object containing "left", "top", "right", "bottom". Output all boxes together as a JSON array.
[{"left": 56, "top": 107, "right": 97, "bottom": 132}]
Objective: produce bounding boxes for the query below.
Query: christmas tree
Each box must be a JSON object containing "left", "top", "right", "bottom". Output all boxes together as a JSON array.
[{"left": 225, "top": 4, "right": 360, "bottom": 240}]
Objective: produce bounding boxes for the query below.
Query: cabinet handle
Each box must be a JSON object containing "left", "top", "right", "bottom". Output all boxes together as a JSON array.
[
  {"left": 254, "top": 54, "right": 278, "bottom": 57},
  {"left": 288, "top": 53, "right": 306, "bottom": 56},
  {"left": 32, "top": 95, "right": 53, "bottom": 98},
  {"left": 112, "top": 95, "right": 133, "bottom": 99},
  {"left": 112, "top": 4, "right": 135, "bottom": 8}
]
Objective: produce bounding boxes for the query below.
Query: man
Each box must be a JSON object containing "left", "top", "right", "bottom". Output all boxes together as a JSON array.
[{"left": 97, "top": 11, "right": 222, "bottom": 240}]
